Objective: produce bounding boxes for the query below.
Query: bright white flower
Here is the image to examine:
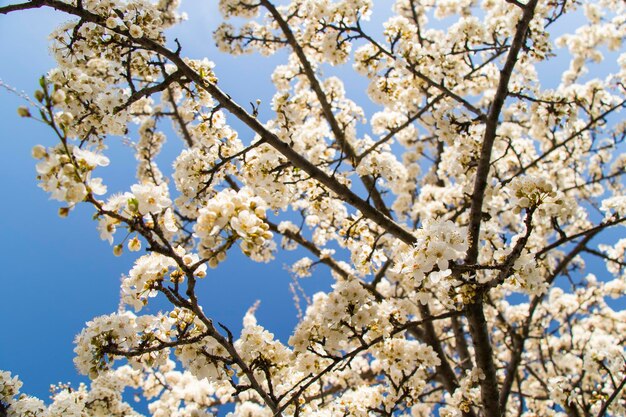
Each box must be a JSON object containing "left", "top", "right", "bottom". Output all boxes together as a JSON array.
[
  {"left": 130, "top": 183, "right": 172, "bottom": 215},
  {"left": 128, "top": 24, "right": 143, "bottom": 38}
]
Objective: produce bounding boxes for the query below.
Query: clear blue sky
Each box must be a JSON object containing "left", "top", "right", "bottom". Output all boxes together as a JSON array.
[{"left": 0, "top": 0, "right": 620, "bottom": 408}]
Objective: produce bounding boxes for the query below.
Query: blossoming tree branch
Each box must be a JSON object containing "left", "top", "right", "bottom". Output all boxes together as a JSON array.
[{"left": 1, "top": 0, "right": 625, "bottom": 415}]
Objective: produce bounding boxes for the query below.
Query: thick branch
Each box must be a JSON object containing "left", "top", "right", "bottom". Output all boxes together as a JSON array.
[
  {"left": 417, "top": 304, "right": 478, "bottom": 417},
  {"left": 466, "top": 0, "right": 538, "bottom": 262},
  {"left": 451, "top": 315, "right": 473, "bottom": 372},
  {"left": 464, "top": 2, "right": 538, "bottom": 417},
  {"left": 418, "top": 304, "right": 461, "bottom": 394},
  {"left": 0, "top": 0, "right": 43, "bottom": 14}
]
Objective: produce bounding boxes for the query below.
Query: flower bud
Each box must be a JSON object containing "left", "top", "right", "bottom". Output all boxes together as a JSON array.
[
  {"left": 31, "top": 145, "right": 46, "bottom": 159},
  {"left": 17, "top": 106, "right": 30, "bottom": 117},
  {"left": 128, "top": 237, "right": 141, "bottom": 252},
  {"left": 113, "top": 244, "right": 123, "bottom": 256},
  {"left": 129, "top": 24, "right": 143, "bottom": 38},
  {"left": 51, "top": 89, "right": 66, "bottom": 105},
  {"left": 105, "top": 16, "right": 118, "bottom": 29}
]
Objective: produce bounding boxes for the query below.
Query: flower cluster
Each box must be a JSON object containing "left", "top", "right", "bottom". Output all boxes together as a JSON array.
[
  {"left": 33, "top": 144, "right": 108, "bottom": 206},
  {"left": 194, "top": 187, "right": 274, "bottom": 262},
  {"left": 140, "top": 360, "right": 225, "bottom": 417},
  {"left": 74, "top": 312, "right": 174, "bottom": 379},
  {"left": 507, "top": 250, "right": 548, "bottom": 296},
  {"left": 290, "top": 279, "right": 382, "bottom": 356},
  {"left": 129, "top": 183, "right": 172, "bottom": 216},
  {"left": 439, "top": 368, "right": 483, "bottom": 417},
  {"left": 173, "top": 123, "right": 243, "bottom": 217},
  {"left": 369, "top": 338, "right": 440, "bottom": 408},
  {"left": 5, "top": 395, "right": 47, "bottom": 417},
  {"left": 508, "top": 175, "right": 557, "bottom": 211},
  {"left": 233, "top": 312, "right": 293, "bottom": 394},
  {"left": 176, "top": 339, "right": 229, "bottom": 384},
  {"left": 0, "top": 371, "right": 22, "bottom": 405},
  {"left": 121, "top": 248, "right": 206, "bottom": 312},
  {"left": 391, "top": 220, "right": 468, "bottom": 287},
  {"left": 601, "top": 195, "right": 626, "bottom": 220}
]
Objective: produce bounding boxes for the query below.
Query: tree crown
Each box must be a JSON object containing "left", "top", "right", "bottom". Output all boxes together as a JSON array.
[{"left": 1, "top": 0, "right": 625, "bottom": 416}]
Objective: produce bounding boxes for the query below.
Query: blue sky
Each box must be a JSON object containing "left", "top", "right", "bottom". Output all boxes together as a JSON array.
[{"left": 0, "top": 0, "right": 621, "bottom": 410}]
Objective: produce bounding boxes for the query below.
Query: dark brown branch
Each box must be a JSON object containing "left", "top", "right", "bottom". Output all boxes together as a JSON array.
[
  {"left": 114, "top": 70, "right": 184, "bottom": 113},
  {"left": 466, "top": 0, "right": 538, "bottom": 263},
  {"left": 499, "top": 229, "right": 601, "bottom": 409},
  {"left": 418, "top": 305, "right": 463, "bottom": 395},
  {"left": 485, "top": 207, "right": 536, "bottom": 290},
  {"left": 451, "top": 315, "right": 473, "bottom": 372},
  {"left": 0, "top": 0, "right": 44, "bottom": 14},
  {"left": 464, "top": 2, "right": 538, "bottom": 416},
  {"left": 102, "top": 331, "right": 210, "bottom": 357},
  {"left": 187, "top": 72, "right": 416, "bottom": 243}
]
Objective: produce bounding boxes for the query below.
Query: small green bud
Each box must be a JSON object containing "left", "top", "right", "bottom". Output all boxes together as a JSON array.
[{"left": 127, "top": 197, "right": 139, "bottom": 212}]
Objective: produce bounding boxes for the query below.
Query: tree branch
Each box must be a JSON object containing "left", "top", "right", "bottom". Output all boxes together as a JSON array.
[
  {"left": 0, "top": 0, "right": 44, "bottom": 14},
  {"left": 464, "top": 2, "right": 538, "bottom": 416}
]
